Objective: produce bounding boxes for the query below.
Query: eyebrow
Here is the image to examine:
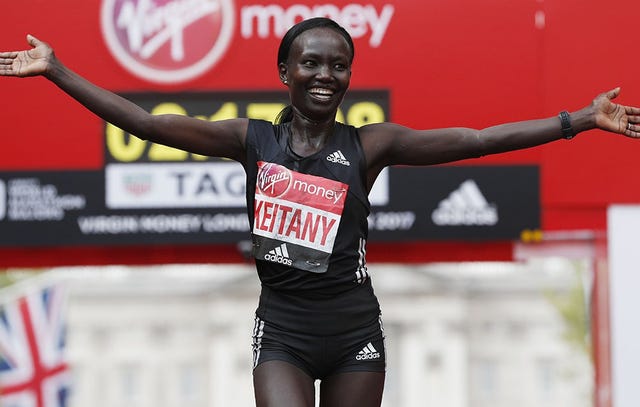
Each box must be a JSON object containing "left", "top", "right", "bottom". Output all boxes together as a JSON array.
[{"left": 299, "top": 51, "right": 349, "bottom": 62}]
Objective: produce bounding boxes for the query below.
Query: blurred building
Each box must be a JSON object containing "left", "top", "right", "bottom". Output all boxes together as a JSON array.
[{"left": 20, "top": 259, "right": 592, "bottom": 407}]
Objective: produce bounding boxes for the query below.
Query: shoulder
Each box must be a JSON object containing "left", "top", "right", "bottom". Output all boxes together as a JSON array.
[
  {"left": 357, "top": 122, "right": 408, "bottom": 151},
  {"left": 247, "top": 118, "right": 275, "bottom": 130},
  {"left": 246, "top": 119, "right": 285, "bottom": 153},
  {"left": 334, "top": 121, "right": 406, "bottom": 140},
  {"left": 246, "top": 119, "right": 278, "bottom": 139},
  {"left": 358, "top": 122, "right": 410, "bottom": 137},
  {"left": 356, "top": 122, "right": 414, "bottom": 170}
]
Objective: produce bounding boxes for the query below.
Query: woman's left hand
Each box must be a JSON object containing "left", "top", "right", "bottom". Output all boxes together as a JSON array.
[{"left": 593, "top": 88, "right": 640, "bottom": 138}]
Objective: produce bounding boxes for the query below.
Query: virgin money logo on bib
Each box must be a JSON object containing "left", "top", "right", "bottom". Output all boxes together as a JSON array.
[
  {"left": 101, "top": 0, "right": 235, "bottom": 84},
  {"left": 257, "top": 163, "right": 292, "bottom": 198}
]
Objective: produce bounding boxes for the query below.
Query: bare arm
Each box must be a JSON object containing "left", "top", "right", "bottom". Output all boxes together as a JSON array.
[
  {"left": 360, "top": 88, "right": 640, "bottom": 186},
  {"left": 0, "top": 35, "right": 248, "bottom": 162}
]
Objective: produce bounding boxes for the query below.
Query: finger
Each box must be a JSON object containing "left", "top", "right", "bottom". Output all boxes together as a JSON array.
[
  {"left": 605, "top": 87, "right": 621, "bottom": 100},
  {"left": 26, "top": 34, "right": 40, "bottom": 48},
  {"left": 0, "top": 66, "right": 15, "bottom": 76},
  {"left": 0, "top": 52, "right": 18, "bottom": 59},
  {"left": 626, "top": 123, "right": 640, "bottom": 138},
  {"left": 624, "top": 105, "right": 640, "bottom": 115}
]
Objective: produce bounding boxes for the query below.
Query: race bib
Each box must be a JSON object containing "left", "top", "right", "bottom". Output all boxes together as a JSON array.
[{"left": 252, "top": 161, "right": 349, "bottom": 273}]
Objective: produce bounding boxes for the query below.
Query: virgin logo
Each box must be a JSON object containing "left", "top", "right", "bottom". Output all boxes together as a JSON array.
[
  {"left": 257, "top": 163, "right": 292, "bottom": 198},
  {"left": 100, "top": 0, "right": 235, "bottom": 84}
]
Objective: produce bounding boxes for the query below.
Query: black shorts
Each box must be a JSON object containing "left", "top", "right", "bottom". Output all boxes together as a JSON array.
[{"left": 251, "top": 314, "right": 386, "bottom": 380}]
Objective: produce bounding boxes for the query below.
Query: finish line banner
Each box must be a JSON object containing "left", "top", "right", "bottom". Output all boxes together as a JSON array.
[{"left": 0, "top": 166, "right": 538, "bottom": 247}]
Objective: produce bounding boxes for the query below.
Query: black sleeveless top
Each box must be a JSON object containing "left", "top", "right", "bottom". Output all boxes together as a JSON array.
[{"left": 245, "top": 119, "right": 380, "bottom": 335}]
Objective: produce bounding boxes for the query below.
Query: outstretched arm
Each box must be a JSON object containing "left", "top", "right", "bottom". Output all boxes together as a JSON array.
[
  {"left": 361, "top": 88, "right": 640, "bottom": 175},
  {"left": 0, "top": 35, "right": 248, "bottom": 162}
]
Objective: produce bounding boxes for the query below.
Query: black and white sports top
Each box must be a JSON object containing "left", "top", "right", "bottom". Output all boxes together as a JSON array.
[{"left": 245, "top": 119, "right": 380, "bottom": 334}]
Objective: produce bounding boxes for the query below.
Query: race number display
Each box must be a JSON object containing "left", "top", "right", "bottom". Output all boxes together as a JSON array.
[{"left": 252, "top": 162, "right": 349, "bottom": 273}]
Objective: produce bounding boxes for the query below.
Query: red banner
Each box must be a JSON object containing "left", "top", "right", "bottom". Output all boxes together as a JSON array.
[{"left": 1, "top": 0, "right": 639, "bottom": 236}]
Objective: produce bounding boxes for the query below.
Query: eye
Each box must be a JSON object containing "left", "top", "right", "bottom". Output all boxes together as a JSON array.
[
  {"left": 334, "top": 63, "right": 348, "bottom": 71},
  {"left": 302, "top": 60, "right": 317, "bottom": 68}
]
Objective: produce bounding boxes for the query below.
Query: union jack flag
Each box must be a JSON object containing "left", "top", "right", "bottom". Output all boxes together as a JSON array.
[{"left": 0, "top": 284, "right": 71, "bottom": 407}]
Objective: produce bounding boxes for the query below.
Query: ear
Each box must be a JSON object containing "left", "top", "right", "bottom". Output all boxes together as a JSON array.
[{"left": 278, "top": 63, "right": 288, "bottom": 84}]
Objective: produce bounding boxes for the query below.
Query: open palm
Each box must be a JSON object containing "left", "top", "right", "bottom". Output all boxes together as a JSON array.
[
  {"left": 592, "top": 88, "right": 640, "bottom": 138},
  {"left": 0, "top": 35, "right": 53, "bottom": 77}
]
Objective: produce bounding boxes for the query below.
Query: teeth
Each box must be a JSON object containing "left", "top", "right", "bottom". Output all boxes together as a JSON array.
[{"left": 309, "top": 88, "right": 333, "bottom": 95}]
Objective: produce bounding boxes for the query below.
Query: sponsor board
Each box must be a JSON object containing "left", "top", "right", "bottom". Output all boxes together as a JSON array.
[
  {"left": 367, "top": 166, "right": 539, "bottom": 240},
  {"left": 106, "top": 162, "right": 246, "bottom": 208},
  {"left": 100, "top": 0, "right": 395, "bottom": 83},
  {"left": 0, "top": 166, "right": 538, "bottom": 246},
  {"left": 431, "top": 179, "right": 498, "bottom": 226}
]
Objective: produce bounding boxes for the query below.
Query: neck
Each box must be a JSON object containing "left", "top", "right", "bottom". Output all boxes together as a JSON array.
[
  {"left": 290, "top": 106, "right": 336, "bottom": 136},
  {"left": 288, "top": 109, "right": 336, "bottom": 156}
]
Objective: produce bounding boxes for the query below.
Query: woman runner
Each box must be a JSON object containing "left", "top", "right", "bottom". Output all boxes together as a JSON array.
[{"left": 2, "top": 17, "right": 639, "bottom": 407}]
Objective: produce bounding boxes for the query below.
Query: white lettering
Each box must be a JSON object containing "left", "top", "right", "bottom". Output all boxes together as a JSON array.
[
  {"left": 292, "top": 180, "right": 345, "bottom": 204},
  {"left": 253, "top": 197, "right": 340, "bottom": 252},
  {"left": 365, "top": 4, "right": 394, "bottom": 47},
  {"left": 356, "top": 352, "right": 380, "bottom": 360},
  {"left": 258, "top": 165, "right": 291, "bottom": 194},
  {"left": 432, "top": 207, "right": 498, "bottom": 226},
  {"left": 7, "top": 178, "right": 86, "bottom": 221},
  {"left": 106, "top": 163, "right": 246, "bottom": 208},
  {"left": 78, "top": 214, "right": 245, "bottom": 235},
  {"left": 264, "top": 253, "right": 293, "bottom": 265},
  {"left": 117, "top": 0, "right": 220, "bottom": 60},
  {"left": 368, "top": 211, "right": 415, "bottom": 231},
  {"left": 139, "top": 214, "right": 202, "bottom": 233},
  {"left": 326, "top": 155, "right": 350, "bottom": 166},
  {"left": 78, "top": 216, "right": 140, "bottom": 234},
  {"left": 202, "top": 213, "right": 250, "bottom": 232},
  {"left": 240, "top": 3, "right": 395, "bottom": 48}
]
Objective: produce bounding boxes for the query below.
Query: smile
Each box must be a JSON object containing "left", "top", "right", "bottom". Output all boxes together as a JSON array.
[{"left": 308, "top": 87, "right": 335, "bottom": 101}]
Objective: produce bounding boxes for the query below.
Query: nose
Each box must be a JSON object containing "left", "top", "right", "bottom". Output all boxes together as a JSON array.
[{"left": 316, "top": 64, "right": 332, "bottom": 81}]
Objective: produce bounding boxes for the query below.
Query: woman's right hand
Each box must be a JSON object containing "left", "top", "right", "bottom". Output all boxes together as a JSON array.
[{"left": 0, "top": 34, "right": 54, "bottom": 78}]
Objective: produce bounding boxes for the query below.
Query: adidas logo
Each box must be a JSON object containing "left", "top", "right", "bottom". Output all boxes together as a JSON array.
[
  {"left": 431, "top": 179, "right": 498, "bottom": 226},
  {"left": 356, "top": 342, "right": 380, "bottom": 360},
  {"left": 264, "top": 243, "right": 293, "bottom": 266},
  {"left": 326, "top": 150, "right": 351, "bottom": 166}
]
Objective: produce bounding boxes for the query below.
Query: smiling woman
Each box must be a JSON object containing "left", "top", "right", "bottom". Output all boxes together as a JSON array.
[
  {"left": 1, "top": 14, "right": 639, "bottom": 407},
  {"left": 274, "top": 18, "right": 354, "bottom": 130}
]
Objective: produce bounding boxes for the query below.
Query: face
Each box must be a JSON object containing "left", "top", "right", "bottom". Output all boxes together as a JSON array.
[{"left": 279, "top": 27, "right": 352, "bottom": 122}]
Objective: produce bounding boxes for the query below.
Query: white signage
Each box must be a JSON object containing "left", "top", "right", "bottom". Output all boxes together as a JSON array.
[
  {"left": 106, "top": 162, "right": 246, "bottom": 208},
  {"left": 608, "top": 205, "right": 640, "bottom": 407},
  {"left": 0, "top": 180, "right": 5, "bottom": 221}
]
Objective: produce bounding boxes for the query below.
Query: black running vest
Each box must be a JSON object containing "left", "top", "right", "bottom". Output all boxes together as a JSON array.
[
  {"left": 245, "top": 119, "right": 380, "bottom": 334},
  {"left": 246, "top": 118, "right": 371, "bottom": 291}
]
